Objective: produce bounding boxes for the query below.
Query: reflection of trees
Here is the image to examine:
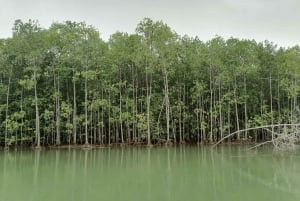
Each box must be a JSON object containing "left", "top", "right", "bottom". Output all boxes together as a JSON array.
[
  {"left": 33, "top": 150, "right": 40, "bottom": 200},
  {"left": 271, "top": 156, "right": 300, "bottom": 195},
  {"left": 1, "top": 152, "right": 7, "bottom": 195},
  {"left": 236, "top": 168, "right": 300, "bottom": 195},
  {"left": 33, "top": 150, "right": 40, "bottom": 185},
  {"left": 215, "top": 147, "right": 300, "bottom": 196},
  {"left": 1, "top": 147, "right": 299, "bottom": 201}
]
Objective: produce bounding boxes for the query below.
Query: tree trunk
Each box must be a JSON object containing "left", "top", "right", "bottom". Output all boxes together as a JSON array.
[
  {"left": 119, "top": 70, "right": 124, "bottom": 144},
  {"left": 234, "top": 76, "right": 240, "bottom": 141},
  {"left": 146, "top": 71, "right": 152, "bottom": 146},
  {"left": 179, "top": 88, "right": 182, "bottom": 143},
  {"left": 197, "top": 100, "right": 200, "bottom": 144},
  {"left": 20, "top": 87, "right": 24, "bottom": 146},
  {"left": 55, "top": 73, "right": 61, "bottom": 146},
  {"left": 270, "top": 76, "right": 274, "bottom": 136},
  {"left": 72, "top": 71, "right": 77, "bottom": 144},
  {"left": 219, "top": 80, "right": 223, "bottom": 140},
  {"left": 108, "top": 87, "right": 111, "bottom": 145},
  {"left": 244, "top": 74, "right": 248, "bottom": 139},
  {"left": 34, "top": 68, "right": 40, "bottom": 148},
  {"left": 84, "top": 71, "right": 88, "bottom": 145},
  {"left": 163, "top": 65, "right": 170, "bottom": 143},
  {"left": 209, "top": 67, "right": 213, "bottom": 143},
  {"left": 5, "top": 66, "right": 12, "bottom": 148}
]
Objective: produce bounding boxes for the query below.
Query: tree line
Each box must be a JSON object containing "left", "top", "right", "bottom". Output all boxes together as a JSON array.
[{"left": 0, "top": 18, "right": 299, "bottom": 148}]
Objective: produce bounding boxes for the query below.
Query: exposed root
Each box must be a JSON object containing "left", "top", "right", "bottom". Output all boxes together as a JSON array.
[{"left": 213, "top": 123, "right": 300, "bottom": 151}]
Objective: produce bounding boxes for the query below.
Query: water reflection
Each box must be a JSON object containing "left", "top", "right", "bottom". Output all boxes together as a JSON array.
[
  {"left": 0, "top": 147, "right": 299, "bottom": 201},
  {"left": 33, "top": 150, "right": 40, "bottom": 197}
]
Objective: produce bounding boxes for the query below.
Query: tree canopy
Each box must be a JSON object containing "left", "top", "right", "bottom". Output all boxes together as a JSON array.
[{"left": 0, "top": 18, "right": 299, "bottom": 147}]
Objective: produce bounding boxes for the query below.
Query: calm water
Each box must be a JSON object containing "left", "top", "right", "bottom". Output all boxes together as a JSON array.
[{"left": 0, "top": 146, "right": 299, "bottom": 201}]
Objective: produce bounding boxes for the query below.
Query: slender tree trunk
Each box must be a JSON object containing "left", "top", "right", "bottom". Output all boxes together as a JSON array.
[
  {"left": 234, "top": 76, "right": 240, "bottom": 141},
  {"left": 163, "top": 65, "right": 170, "bottom": 143},
  {"left": 227, "top": 103, "right": 231, "bottom": 142},
  {"left": 97, "top": 108, "right": 101, "bottom": 144},
  {"left": 219, "top": 80, "right": 223, "bottom": 140},
  {"left": 146, "top": 71, "right": 152, "bottom": 146},
  {"left": 179, "top": 89, "right": 182, "bottom": 143},
  {"left": 169, "top": 105, "right": 176, "bottom": 143},
  {"left": 197, "top": 100, "right": 200, "bottom": 144},
  {"left": 55, "top": 73, "right": 61, "bottom": 146},
  {"left": 119, "top": 70, "right": 124, "bottom": 144},
  {"left": 183, "top": 83, "right": 186, "bottom": 142},
  {"left": 200, "top": 96, "right": 205, "bottom": 143},
  {"left": 209, "top": 67, "right": 213, "bottom": 143},
  {"left": 134, "top": 65, "right": 138, "bottom": 143},
  {"left": 277, "top": 75, "right": 281, "bottom": 118},
  {"left": 84, "top": 69, "right": 88, "bottom": 145},
  {"left": 260, "top": 87, "right": 264, "bottom": 141},
  {"left": 244, "top": 74, "right": 248, "bottom": 139},
  {"left": 72, "top": 71, "right": 77, "bottom": 144},
  {"left": 20, "top": 87, "right": 24, "bottom": 146},
  {"left": 270, "top": 76, "right": 274, "bottom": 136},
  {"left": 5, "top": 66, "right": 12, "bottom": 148},
  {"left": 115, "top": 122, "right": 119, "bottom": 143},
  {"left": 179, "top": 104, "right": 182, "bottom": 143},
  {"left": 108, "top": 87, "right": 111, "bottom": 145},
  {"left": 34, "top": 68, "right": 40, "bottom": 148},
  {"left": 90, "top": 109, "right": 94, "bottom": 144},
  {"left": 101, "top": 101, "right": 104, "bottom": 144},
  {"left": 67, "top": 111, "right": 71, "bottom": 145},
  {"left": 293, "top": 79, "right": 297, "bottom": 120},
  {"left": 131, "top": 65, "right": 136, "bottom": 143}
]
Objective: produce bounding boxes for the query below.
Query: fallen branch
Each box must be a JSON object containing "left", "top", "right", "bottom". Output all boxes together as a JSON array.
[
  {"left": 212, "top": 123, "right": 300, "bottom": 148},
  {"left": 247, "top": 140, "right": 273, "bottom": 150},
  {"left": 247, "top": 133, "right": 298, "bottom": 150}
]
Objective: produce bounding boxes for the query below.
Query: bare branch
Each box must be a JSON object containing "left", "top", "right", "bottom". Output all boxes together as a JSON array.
[{"left": 212, "top": 123, "right": 300, "bottom": 148}]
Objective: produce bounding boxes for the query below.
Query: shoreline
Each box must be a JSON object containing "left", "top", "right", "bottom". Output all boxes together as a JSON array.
[{"left": 0, "top": 141, "right": 261, "bottom": 151}]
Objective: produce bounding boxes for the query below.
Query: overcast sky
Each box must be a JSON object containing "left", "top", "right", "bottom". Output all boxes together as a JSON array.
[{"left": 0, "top": 0, "right": 299, "bottom": 47}]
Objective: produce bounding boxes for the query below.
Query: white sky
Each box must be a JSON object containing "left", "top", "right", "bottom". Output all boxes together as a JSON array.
[{"left": 0, "top": 0, "right": 299, "bottom": 47}]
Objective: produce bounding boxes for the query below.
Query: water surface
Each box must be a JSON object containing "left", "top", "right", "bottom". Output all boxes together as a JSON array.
[{"left": 0, "top": 146, "right": 299, "bottom": 201}]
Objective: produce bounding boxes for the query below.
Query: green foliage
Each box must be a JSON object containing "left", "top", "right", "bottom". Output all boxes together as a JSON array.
[{"left": 0, "top": 18, "right": 299, "bottom": 146}]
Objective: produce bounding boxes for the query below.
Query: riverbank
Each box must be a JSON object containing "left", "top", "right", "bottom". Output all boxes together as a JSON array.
[{"left": 0, "top": 140, "right": 259, "bottom": 151}]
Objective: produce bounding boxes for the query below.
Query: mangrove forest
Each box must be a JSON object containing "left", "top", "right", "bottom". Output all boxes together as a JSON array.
[{"left": 0, "top": 18, "right": 300, "bottom": 148}]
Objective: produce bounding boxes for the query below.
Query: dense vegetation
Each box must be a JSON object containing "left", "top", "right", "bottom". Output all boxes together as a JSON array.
[{"left": 0, "top": 18, "right": 299, "bottom": 148}]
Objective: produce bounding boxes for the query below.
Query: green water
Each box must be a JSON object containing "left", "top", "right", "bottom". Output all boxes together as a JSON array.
[{"left": 0, "top": 146, "right": 299, "bottom": 201}]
